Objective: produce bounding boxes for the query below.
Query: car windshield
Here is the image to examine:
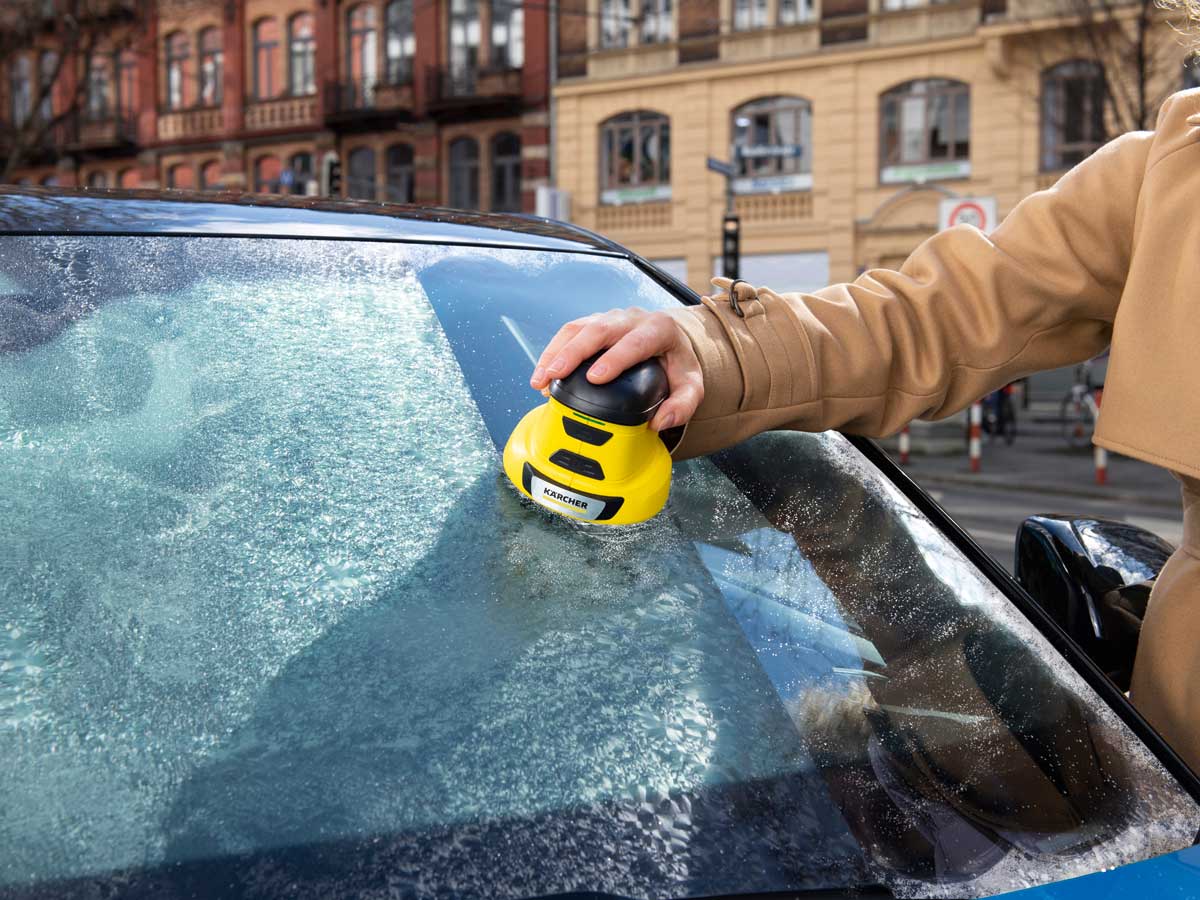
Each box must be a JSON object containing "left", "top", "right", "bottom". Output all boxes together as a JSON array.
[{"left": 1, "top": 235, "right": 1198, "bottom": 900}]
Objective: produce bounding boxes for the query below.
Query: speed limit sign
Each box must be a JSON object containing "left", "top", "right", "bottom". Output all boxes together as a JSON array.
[{"left": 939, "top": 196, "right": 997, "bottom": 234}]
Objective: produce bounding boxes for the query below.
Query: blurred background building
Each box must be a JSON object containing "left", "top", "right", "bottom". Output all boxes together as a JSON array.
[{"left": 0, "top": 0, "right": 551, "bottom": 210}]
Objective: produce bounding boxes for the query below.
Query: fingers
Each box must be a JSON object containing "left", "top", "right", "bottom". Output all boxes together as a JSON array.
[
  {"left": 649, "top": 342, "right": 704, "bottom": 431},
  {"left": 586, "top": 312, "right": 677, "bottom": 385},
  {"left": 530, "top": 317, "right": 589, "bottom": 389}
]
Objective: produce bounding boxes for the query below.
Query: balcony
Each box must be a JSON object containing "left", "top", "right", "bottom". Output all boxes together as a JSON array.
[
  {"left": 67, "top": 110, "right": 138, "bottom": 150},
  {"left": 245, "top": 93, "right": 319, "bottom": 132},
  {"left": 157, "top": 105, "right": 223, "bottom": 142},
  {"left": 425, "top": 64, "right": 522, "bottom": 119},
  {"left": 324, "top": 70, "right": 415, "bottom": 127},
  {"left": 869, "top": 0, "right": 982, "bottom": 43}
]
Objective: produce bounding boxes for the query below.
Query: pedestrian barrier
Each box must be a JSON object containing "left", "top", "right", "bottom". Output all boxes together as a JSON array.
[
  {"left": 968, "top": 402, "right": 982, "bottom": 473},
  {"left": 1094, "top": 388, "right": 1107, "bottom": 485},
  {"left": 899, "top": 424, "right": 911, "bottom": 464}
]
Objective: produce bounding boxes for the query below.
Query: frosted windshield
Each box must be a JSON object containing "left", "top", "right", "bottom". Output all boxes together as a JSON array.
[{"left": 0, "top": 236, "right": 1197, "bottom": 900}]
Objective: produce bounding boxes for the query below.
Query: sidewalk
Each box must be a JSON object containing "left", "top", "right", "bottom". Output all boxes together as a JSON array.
[{"left": 886, "top": 405, "right": 1184, "bottom": 511}]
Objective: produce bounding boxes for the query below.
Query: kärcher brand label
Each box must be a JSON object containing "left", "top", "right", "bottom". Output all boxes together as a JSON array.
[{"left": 529, "top": 474, "right": 606, "bottom": 520}]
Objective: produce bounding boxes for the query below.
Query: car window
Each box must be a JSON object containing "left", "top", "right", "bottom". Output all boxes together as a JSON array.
[{"left": 1, "top": 236, "right": 1197, "bottom": 899}]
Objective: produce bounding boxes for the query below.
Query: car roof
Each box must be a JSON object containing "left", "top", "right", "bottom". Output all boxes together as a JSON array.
[{"left": 0, "top": 187, "right": 625, "bottom": 256}]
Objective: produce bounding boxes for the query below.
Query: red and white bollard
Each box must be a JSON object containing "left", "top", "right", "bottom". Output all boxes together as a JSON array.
[
  {"left": 899, "top": 424, "right": 911, "bottom": 465},
  {"left": 968, "top": 403, "right": 983, "bottom": 473},
  {"left": 1095, "top": 446, "right": 1108, "bottom": 485}
]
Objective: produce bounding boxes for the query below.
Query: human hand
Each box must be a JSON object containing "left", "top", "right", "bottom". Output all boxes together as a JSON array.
[{"left": 529, "top": 307, "right": 703, "bottom": 431}]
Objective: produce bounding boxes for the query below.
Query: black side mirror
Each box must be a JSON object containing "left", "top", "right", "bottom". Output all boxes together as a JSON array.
[{"left": 1015, "top": 515, "right": 1174, "bottom": 691}]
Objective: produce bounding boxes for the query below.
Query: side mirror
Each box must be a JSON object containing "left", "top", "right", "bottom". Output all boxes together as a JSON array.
[{"left": 1015, "top": 515, "right": 1174, "bottom": 690}]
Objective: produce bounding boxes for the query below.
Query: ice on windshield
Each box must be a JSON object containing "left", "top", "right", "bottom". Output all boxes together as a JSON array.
[{"left": 1, "top": 236, "right": 1198, "bottom": 900}]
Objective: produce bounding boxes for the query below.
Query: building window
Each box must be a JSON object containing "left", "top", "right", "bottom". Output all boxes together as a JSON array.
[
  {"left": 37, "top": 51, "right": 58, "bottom": 122},
  {"left": 87, "top": 171, "right": 108, "bottom": 188},
  {"left": 287, "top": 13, "right": 316, "bottom": 96},
  {"left": 384, "top": 0, "right": 414, "bottom": 84},
  {"left": 734, "top": 0, "right": 769, "bottom": 30},
  {"left": 448, "top": 0, "right": 480, "bottom": 86},
  {"left": 199, "top": 27, "right": 223, "bottom": 106},
  {"left": 166, "top": 163, "right": 194, "bottom": 189},
  {"left": 253, "top": 18, "right": 280, "bottom": 100},
  {"left": 600, "top": 0, "right": 632, "bottom": 48},
  {"left": 289, "top": 152, "right": 313, "bottom": 194},
  {"left": 118, "top": 168, "right": 139, "bottom": 188},
  {"left": 86, "top": 55, "right": 112, "bottom": 119},
  {"left": 491, "top": 0, "right": 524, "bottom": 67},
  {"left": 347, "top": 146, "right": 377, "bottom": 199},
  {"left": 448, "top": 137, "right": 479, "bottom": 208},
  {"left": 641, "top": 0, "right": 673, "bottom": 43},
  {"left": 347, "top": 3, "right": 378, "bottom": 101},
  {"left": 599, "top": 110, "right": 671, "bottom": 204},
  {"left": 779, "top": 0, "right": 814, "bottom": 24},
  {"left": 165, "top": 31, "right": 190, "bottom": 110},
  {"left": 254, "top": 154, "right": 281, "bottom": 192},
  {"left": 385, "top": 143, "right": 414, "bottom": 202},
  {"left": 732, "top": 95, "right": 812, "bottom": 193},
  {"left": 116, "top": 49, "right": 137, "bottom": 120},
  {"left": 879, "top": 78, "right": 970, "bottom": 184},
  {"left": 199, "top": 160, "right": 222, "bottom": 190},
  {"left": 490, "top": 132, "right": 521, "bottom": 212},
  {"left": 11, "top": 56, "right": 33, "bottom": 126},
  {"left": 1041, "top": 60, "right": 1106, "bottom": 172}
]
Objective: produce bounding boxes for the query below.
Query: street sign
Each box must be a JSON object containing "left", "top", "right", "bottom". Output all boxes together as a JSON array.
[
  {"left": 736, "top": 144, "right": 804, "bottom": 159},
  {"left": 722, "top": 214, "right": 740, "bottom": 280},
  {"left": 939, "top": 196, "right": 997, "bottom": 234},
  {"left": 706, "top": 156, "right": 736, "bottom": 178}
]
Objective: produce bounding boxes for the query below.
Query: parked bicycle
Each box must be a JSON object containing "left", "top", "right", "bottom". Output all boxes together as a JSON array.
[{"left": 1061, "top": 359, "right": 1103, "bottom": 448}]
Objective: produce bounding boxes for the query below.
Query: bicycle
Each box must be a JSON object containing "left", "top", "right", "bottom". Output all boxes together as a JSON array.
[{"left": 1061, "top": 359, "right": 1102, "bottom": 448}]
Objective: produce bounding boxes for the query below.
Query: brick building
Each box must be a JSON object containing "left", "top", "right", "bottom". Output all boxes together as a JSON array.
[
  {"left": 552, "top": 0, "right": 1197, "bottom": 294},
  {"left": 4, "top": 0, "right": 551, "bottom": 212}
]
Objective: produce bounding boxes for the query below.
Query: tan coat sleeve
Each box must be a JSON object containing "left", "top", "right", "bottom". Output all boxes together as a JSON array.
[{"left": 669, "top": 125, "right": 1157, "bottom": 460}]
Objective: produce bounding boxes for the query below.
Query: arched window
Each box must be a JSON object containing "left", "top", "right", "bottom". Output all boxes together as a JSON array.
[
  {"left": 254, "top": 155, "right": 281, "bottom": 192},
  {"left": 490, "top": 132, "right": 521, "bottom": 212},
  {"left": 879, "top": 79, "right": 970, "bottom": 184},
  {"left": 385, "top": 0, "right": 414, "bottom": 84},
  {"left": 252, "top": 18, "right": 280, "bottom": 100},
  {"left": 1041, "top": 61, "right": 1105, "bottom": 172},
  {"left": 199, "top": 27, "right": 223, "bottom": 107},
  {"left": 87, "top": 171, "right": 108, "bottom": 189},
  {"left": 731, "top": 96, "right": 812, "bottom": 193},
  {"left": 288, "top": 13, "right": 316, "bottom": 95},
  {"left": 165, "top": 31, "right": 190, "bottom": 110},
  {"left": 10, "top": 57, "right": 32, "bottom": 126},
  {"left": 599, "top": 110, "right": 671, "bottom": 204},
  {"left": 448, "top": 137, "right": 479, "bottom": 209},
  {"left": 118, "top": 168, "right": 139, "bottom": 189},
  {"left": 289, "top": 151, "right": 313, "bottom": 194},
  {"left": 347, "top": 3, "right": 378, "bottom": 104},
  {"left": 491, "top": 0, "right": 523, "bottom": 67},
  {"left": 166, "top": 163, "right": 193, "bottom": 189},
  {"left": 199, "top": 159, "right": 223, "bottom": 190},
  {"left": 116, "top": 49, "right": 138, "bottom": 121},
  {"left": 85, "top": 53, "right": 112, "bottom": 119},
  {"left": 385, "top": 143, "right": 414, "bottom": 203},
  {"left": 347, "top": 146, "right": 377, "bottom": 199},
  {"left": 41, "top": 174, "right": 59, "bottom": 187}
]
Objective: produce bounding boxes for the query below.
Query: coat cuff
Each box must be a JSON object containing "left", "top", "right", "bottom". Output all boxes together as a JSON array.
[{"left": 666, "top": 286, "right": 820, "bottom": 459}]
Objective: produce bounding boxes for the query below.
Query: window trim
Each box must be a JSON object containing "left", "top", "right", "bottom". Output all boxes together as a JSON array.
[
  {"left": 598, "top": 110, "right": 672, "bottom": 206},
  {"left": 878, "top": 78, "right": 971, "bottom": 185}
]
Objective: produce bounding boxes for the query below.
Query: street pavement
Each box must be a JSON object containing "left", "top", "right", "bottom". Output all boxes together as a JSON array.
[{"left": 886, "top": 405, "right": 1184, "bottom": 573}]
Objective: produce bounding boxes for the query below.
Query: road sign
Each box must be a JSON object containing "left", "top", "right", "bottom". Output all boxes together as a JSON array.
[
  {"left": 706, "top": 157, "right": 736, "bottom": 178},
  {"left": 722, "top": 214, "right": 740, "bottom": 280},
  {"left": 939, "top": 196, "right": 997, "bottom": 234},
  {"left": 736, "top": 144, "right": 804, "bottom": 159}
]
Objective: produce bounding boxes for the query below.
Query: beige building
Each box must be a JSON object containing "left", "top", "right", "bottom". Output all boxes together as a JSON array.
[{"left": 553, "top": 0, "right": 1196, "bottom": 296}]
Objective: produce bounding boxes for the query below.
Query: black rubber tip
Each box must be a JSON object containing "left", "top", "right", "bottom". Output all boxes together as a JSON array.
[{"left": 550, "top": 352, "right": 669, "bottom": 426}]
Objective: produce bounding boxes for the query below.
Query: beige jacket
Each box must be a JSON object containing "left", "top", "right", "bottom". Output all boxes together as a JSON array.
[{"left": 667, "top": 88, "right": 1200, "bottom": 771}]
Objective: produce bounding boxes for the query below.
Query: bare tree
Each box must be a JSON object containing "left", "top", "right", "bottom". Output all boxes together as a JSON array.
[{"left": 0, "top": 0, "right": 148, "bottom": 182}]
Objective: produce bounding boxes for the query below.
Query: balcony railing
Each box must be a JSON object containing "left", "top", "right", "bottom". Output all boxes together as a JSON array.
[
  {"left": 69, "top": 110, "right": 138, "bottom": 149},
  {"left": 425, "top": 64, "right": 522, "bottom": 112},
  {"left": 324, "top": 67, "right": 414, "bottom": 120},
  {"left": 157, "top": 105, "right": 223, "bottom": 141},
  {"left": 245, "top": 93, "right": 318, "bottom": 131}
]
